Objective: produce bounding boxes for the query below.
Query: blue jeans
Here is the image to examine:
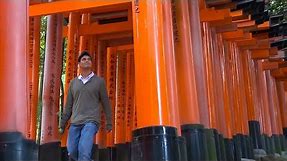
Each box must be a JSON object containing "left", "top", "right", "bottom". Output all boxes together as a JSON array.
[{"left": 67, "top": 122, "right": 98, "bottom": 161}]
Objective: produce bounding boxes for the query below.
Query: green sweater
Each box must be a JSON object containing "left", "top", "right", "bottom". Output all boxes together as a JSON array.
[{"left": 60, "top": 75, "right": 112, "bottom": 129}]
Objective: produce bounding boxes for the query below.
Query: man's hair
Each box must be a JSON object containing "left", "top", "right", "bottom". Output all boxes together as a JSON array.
[{"left": 78, "top": 51, "right": 92, "bottom": 62}]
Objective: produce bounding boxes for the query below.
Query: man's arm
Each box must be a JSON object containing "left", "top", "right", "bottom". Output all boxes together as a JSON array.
[
  {"left": 99, "top": 79, "right": 112, "bottom": 131},
  {"left": 60, "top": 82, "right": 73, "bottom": 130}
]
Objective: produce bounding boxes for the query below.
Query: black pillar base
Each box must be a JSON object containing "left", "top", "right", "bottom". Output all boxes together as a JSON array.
[
  {"left": 131, "top": 126, "right": 180, "bottom": 161},
  {"left": 240, "top": 135, "right": 248, "bottom": 158},
  {"left": 177, "top": 136, "right": 188, "bottom": 161},
  {"left": 224, "top": 138, "right": 235, "bottom": 161},
  {"left": 181, "top": 124, "right": 208, "bottom": 161},
  {"left": 280, "top": 134, "right": 287, "bottom": 151},
  {"left": 92, "top": 144, "right": 99, "bottom": 161},
  {"left": 272, "top": 134, "right": 282, "bottom": 154},
  {"left": 60, "top": 144, "right": 98, "bottom": 161},
  {"left": 233, "top": 134, "right": 242, "bottom": 161},
  {"left": 204, "top": 129, "right": 217, "bottom": 161},
  {"left": 0, "top": 132, "right": 38, "bottom": 161},
  {"left": 248, "top": 121, "right": 263, "bottom": 149},
  {"left": 284, "top": 128, "right": 287, "bottom": 139},
  {"left": 39, "top": 141, "right": 61, "bottom": 161},
  {"left": 109, "top": 147, "right": 117, "bottom": 161},
  {"left": 99, "top": 148, "right": 110, "bottom": 161},
  {"left": 263, "top": 134, "right": 275, "bottom": 155},
  {"left": 61, "top": 147, "right": 69, "bottom": 161},
  {"left": 219, "top": 134, "right": 227, "bottom": 161},
  {"left": 115, "top": 143, "right": 131, "bottom": 161},
  {"left": 214, "top": 130, "right": 222, "bottom": 161},
  {"left": 245, "top": 135, "right": 254, "bottom": 159}
]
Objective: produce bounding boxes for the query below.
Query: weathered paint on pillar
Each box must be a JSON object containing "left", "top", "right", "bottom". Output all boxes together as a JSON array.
[
  {"left": 189, "top": 0, "right": 210, "bottom": 128},
  {"left": 174, "top": 0, "right": 200, "bottom": 126},
  {"left": 79, "top": 13, "right": 91, "bottom": 52},
  {"left": 96, "top": 40, "right": 108, "bottom": 148},
  {"left": 202, "top": 23, "right": 219, "bottom": 129},
  {"left": 125, "top": 52, "right": 135, "bottom": 142},
  {"left": 106, "top": 47, "right": 117, "bottom": 147},
  {"left": 0, "top": 1, "right": 38, "bottom": 160},
  {"left": 265, "top": 71, "right": 280, "bottom": 135},
  {"left": 115, "top": 52, "right": 127, "bottom": 144},
  {"left": 0, "top": 0, "right": 29, "bottom": 135},
  {"left": 41, "top": 14, "right": 63, "bottom": 144},
  {"left": 236, "top": 47, "right": 249, "bottom": 136},
  {"left": 277, "top": 82, "right": 287, "bottom": 130},
  {"left": 241, "top": 51, "right": 257, "bottom": 121},
  {"left": 28, "top": 16, "right": 41, "bottom": 140},
  {"left": 257, "top": 60, "right": 272, "bottom": 136},
  {"left": 162, "top": 0, "right": 181, "bottom": 134}
]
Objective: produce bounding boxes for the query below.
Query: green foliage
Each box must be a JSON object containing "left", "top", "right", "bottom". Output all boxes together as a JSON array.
[
  {"left": 268, "top": 0, "right": 287, "bottom": 15},
  {"left": 39, "top": 16, "right": 47, "bottom": 74}
]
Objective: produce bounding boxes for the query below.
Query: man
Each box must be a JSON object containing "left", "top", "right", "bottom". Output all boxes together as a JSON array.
[{"left": 59, "top": 51, "right": 112, "bottom": 161}]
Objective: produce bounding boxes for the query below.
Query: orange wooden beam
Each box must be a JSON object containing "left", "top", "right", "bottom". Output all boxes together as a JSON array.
[
  {"left": 251, "top": 49, "right": 270, "bottom": 59},
  {"left": 210, "top": 17, "right": 233, "bottom": 27},
  {"left": 222, "top": 30, "right": 251, "bottom": 40},
  {"left": 262, "top": 61, "right": 279, "bottom": 70},
  {"left": 97, "top": 32, "right": 133, "bottom": 40},
  {"left": 236, "top": 38, "right": 257, "bottom": 47},
  {"left": 230, "top": 10, "right": 248, "bottom": 21},
  {"left": 200, "top": 8, "right": 230, "bottom": 22},
  {"left": 236, "top": 20, "right": 256, "bottom": 28},
  {"left": 240, "top": 39, "right": 270, "bottom": 50},
  {"left": 113, "top": 44, "right": 133, "bottom": 52},
  {"left": 215, "top": 23, "right": 237, "bottom": 33},
  {"left": 63, "top": 21, "right": 133, "bottom": 37},
  {"left": 29, "top": 0, "right": 131, "bottom": 17},
  {"left": 257, "top": 21, "right": 269, "bottom": 30}
]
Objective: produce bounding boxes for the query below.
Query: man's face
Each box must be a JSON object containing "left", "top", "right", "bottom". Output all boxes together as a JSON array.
[{"left": 79, "top": 55, "right": 92, "bottom": 69}]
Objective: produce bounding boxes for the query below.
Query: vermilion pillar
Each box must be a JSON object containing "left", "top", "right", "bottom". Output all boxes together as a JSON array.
[
  {"left": 125, "top": 52, "right": 134, "bottom": 143},
  {"left": 105, "top": 47, "right": 117, "bottom": 160},
  {"left": 0, "top": 1, "right": 37, "bottom": 160},
  {"left": 257, "top": 60, "right": 273, "bottom": 154},
  {"left": 276, "top": 81, "right": 287, "bottom": 150},
  {"left": 125, "top": 52, "right": 135, "bottom": 143},
  {"left": 123, "top": 52, "right": 135, "bottom": 161},
  {"left": 28, "top": 17, "right": 41, "bottom": 141},
  {"left": 189, "top": 0, "right": 210, "bottom": 129},
  {"left": 208, "top": 30, "right": 223, "bottom": 161},
  {"left": 115, "top": 52, "right": 128, "bottom": 161},
  {"left": 236, "top": 49, "right": 253, "bottom": 159},
  {"left": 79, "top": 13, "right": 91, "bottom": 52},
  {"left": 40, "top": 14, "right": 63, "bottom": 161},
  {"left": 265, "top": 71, "right": 282, "bottom": 154},
  {"left": 241, "top": 51, "right": 263, "bottom": 150},
  {"left": 230, "top": 42, "right": 247, "bottom": 160},
  {"left": 132, "top": 0, "right": 183, "bottom": 160},
  {"left": 174, "top": 1, "right": 206, "bottom": 160},
  {"left": 202, "top": 22, "right": 219, "bottom": 161},
  {"left": 222, "top": 41, "right": 236, "bottom": 161},
  {"left": 96, "top": 40, "right": 109, "bottom": 161}
]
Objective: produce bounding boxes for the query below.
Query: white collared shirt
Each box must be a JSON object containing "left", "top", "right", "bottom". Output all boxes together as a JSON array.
[{"left": 78, "top": 72, "right": 94, "bottom": 84}]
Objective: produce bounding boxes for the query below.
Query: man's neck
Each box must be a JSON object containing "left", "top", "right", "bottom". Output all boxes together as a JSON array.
[{"left": 80, "top": 69, "right": 92, "bottom": 78}]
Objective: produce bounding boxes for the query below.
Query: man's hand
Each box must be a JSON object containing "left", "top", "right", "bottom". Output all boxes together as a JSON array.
[
  {"left": 59, "top": 128, "right": 64, "bottom": 135},
  {"left": 106, "top": 124, "right": 112, "bottom": 132}
]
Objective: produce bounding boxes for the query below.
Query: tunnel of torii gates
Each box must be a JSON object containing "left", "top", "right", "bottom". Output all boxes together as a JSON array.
[{"left": 0, "top": 0, "right": 287, "bottom": 161}]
